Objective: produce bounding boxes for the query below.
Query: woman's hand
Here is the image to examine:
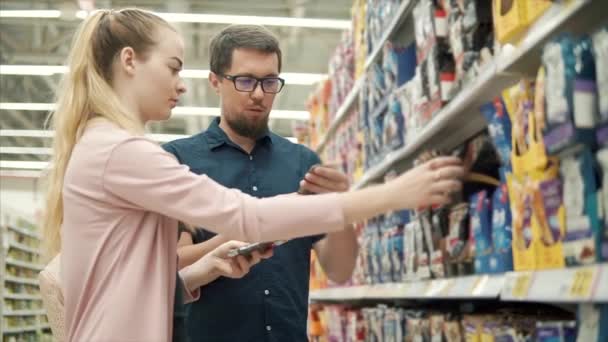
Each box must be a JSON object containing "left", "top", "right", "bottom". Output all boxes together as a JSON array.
[
  {"left": 183, "top": 240, "right": 273, "bottom": 290},
  {"left": 393, "top": 156, "right": 464, "bottom": 209}
]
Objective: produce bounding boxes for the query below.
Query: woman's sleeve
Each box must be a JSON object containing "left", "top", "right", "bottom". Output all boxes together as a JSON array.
[{"left": 102, "top": 138, "right": 345, "bottom": 242}]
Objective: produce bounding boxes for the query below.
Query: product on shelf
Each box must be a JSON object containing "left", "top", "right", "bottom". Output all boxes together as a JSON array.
[
  {"left": 352, "top": 0, "right": 367, "bottom": 79},
  {"left": 593, "top": 27, "right": 608, "bottom": 146},
  {"left": 308, "top": 303, "right": 602, "bottom": 342},
  {"left": 542, "top": 34, "right": 597, "bottom": 156},
  {"left": 365, "top": 0, "right": 402, "bottom": 55},
  {"left": 597, "top": 148, "right": 608, "bottom": 261},
  {"left": 560, "top": 148, "right": 600, "bottom": 266},
  {"left": 492, "top": 0, "right": 551, "bottom": 44}
]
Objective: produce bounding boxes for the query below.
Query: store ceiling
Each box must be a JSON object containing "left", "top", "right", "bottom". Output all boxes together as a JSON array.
[{"left": 0, "top": 0, "right": 351, "bottom": 171}]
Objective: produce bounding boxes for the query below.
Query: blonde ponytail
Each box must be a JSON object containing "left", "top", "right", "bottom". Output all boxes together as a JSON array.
[{"left": 42, "top": 9, "right": 172, "bottom": 260}]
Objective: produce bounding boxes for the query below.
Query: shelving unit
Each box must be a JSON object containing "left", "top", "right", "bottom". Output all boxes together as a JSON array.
[
  {"left": 1, "top": 207, "right": 51, "bottom": 342},
  {"left": 310, "top": 263, "right": 608, "bottom": 304},
  {"left": 308, "top": 1, "right": 608, "bottom": 339},
  {"left": 316, "top": 0, "right": 608, "bottom": 190}
]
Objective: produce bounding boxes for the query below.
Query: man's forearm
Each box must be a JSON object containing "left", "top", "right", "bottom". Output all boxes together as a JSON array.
[
  {"left": 178, "top": 235, "right": 228, "bottom": 270},
  {"left": 314, "top": 225, "right": 359, "bottom": 284}
]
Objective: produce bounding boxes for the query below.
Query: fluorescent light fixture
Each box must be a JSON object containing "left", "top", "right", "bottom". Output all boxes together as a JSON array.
[
  {"left": 0, "top": 169, "right": 43, "bottom": 178},
  {"left": 0, "top": 160, "right": 48, "bottom": 170},
  {"left": 0, "top": 65, "right": 68, "bottom": 76},
  {"left": 0, "top": 10, "right": 61, "bottom": 18},
  {"left": 0, "top": 130, "right": 53, "bottom": 138},
  {"left": 0, "top": 65, "right": 326, "bottom": 85},
  {"left": 0, "top": 103, "right": 310, "bottom": 120},
  {"left": 0, "top": 147, "right": 52, "bottom": 155},
  {"left": 73, "top": 10, "right": 349, "bottom": 29},
  {"left": 0, "top": 129, "right": 188, "bottom": 142},
  {"left": 0, "top": 103, "right": 55, "bottom": 111}
]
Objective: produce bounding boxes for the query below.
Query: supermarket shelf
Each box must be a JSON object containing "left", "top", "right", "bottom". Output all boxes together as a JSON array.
[
  {"left": 315, "top": 77, "right": 365, "bottom": 153},
  {"left": 351, "top": 0, "right": 607, "bottom": 189},
  {"left": 315, "top": 1, "right": 418, "bottom": 155},
  {"left": 4, "top": 275, "right": 39, "bottom": 286},
  {"left": 6, "top": 224, "right": 41, "bottom": 240},
  {"left": 499, "top": 0, "right": 608, "bottom": 76},
  {"left": 310, "top": 264, "right": 607, "bottom": 304},
  {"left": 7, "top": 240, "right": 39, "bottom": 255},
  {"left": 364, "top": 0, "right": 416, "bottom": 70},
  {"left": 3, "top": 309, "right": 46, "bottom": 317},
  {"left": 353, "top": 61, "right": 512, "bottom": 189},
  {"left": 502, "top": 263, "right": 608, "bottom": 303},
  {"left": 6, "top": 258, "right": 44, "bottom": 271},
  {"left": 4, "top": 293, "right": 42, "bottom": 301},
  {"left": 310, "top": 274, "right": 504, "bottom": 302}
]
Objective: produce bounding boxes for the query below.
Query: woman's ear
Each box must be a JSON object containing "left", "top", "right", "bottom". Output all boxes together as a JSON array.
[{"left": 118, "top": 46, "right": 137, "bottom": 76}]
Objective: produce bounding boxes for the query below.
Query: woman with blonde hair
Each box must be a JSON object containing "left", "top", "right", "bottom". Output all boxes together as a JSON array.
[{"left": 41, "top": 8, "right": 463, "bottom": 342}]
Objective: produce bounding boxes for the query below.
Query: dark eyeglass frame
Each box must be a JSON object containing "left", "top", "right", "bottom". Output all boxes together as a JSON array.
[{"left": 220, "top": 74, "right": 286, "bottom": 94}]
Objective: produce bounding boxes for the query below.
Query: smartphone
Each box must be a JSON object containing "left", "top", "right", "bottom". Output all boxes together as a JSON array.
[{"left": 227, "top": 241, "right": 285, "bottom": 258}]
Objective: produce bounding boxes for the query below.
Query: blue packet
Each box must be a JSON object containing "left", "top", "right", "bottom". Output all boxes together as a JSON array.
[
  {"left": 470, "top": 190, "right": 493, "bottom": 256},
  {"left": 389, "top": 225, "right": 404, "bottom": 282},
  {"left": 480, "top": 97, "right": 512, "bottom": 167},
  {"left": 383, "top": 93, "right": 405, "bottom": 152}
]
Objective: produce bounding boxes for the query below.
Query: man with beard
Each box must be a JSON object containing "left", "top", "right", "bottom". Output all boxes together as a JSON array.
[{"left": 162, "top": 25, "right": 359, "bottom": 342}]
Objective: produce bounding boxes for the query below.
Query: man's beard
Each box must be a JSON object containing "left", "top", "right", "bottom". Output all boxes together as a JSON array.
[{"left": 225, "top": 111, "right": 270, "bottom": 140}]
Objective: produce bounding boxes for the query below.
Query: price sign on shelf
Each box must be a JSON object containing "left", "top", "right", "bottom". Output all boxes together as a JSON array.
[
  {"left": 511, "top": 273, "right": 532, "bottom": 299},
  {"left": 568, "top": 267, "right": 596, "bottom": 300}
]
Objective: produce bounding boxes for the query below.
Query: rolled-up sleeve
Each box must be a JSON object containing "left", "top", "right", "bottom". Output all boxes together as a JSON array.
[{"left": 102, "top": 138, "right": 345, "bottom": 242}]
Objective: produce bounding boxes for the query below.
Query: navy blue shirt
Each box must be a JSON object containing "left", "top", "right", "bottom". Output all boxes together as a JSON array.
[{"left": 163, "top": 118, "right": 324, "bottom": 342}]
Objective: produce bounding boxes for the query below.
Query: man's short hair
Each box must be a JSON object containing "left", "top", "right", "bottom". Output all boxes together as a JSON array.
[{"left": 209, "top": 24, "right": 282, "bottom": 74}]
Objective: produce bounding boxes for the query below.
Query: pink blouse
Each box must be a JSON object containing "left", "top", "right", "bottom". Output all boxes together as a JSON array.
[{"left": 61, "top": 122, "right": 345, "bottom": 341}]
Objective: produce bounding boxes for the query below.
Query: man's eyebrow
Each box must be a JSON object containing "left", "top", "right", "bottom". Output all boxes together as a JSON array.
[{"left": 171, "top": 57, "right": 183, "bottom": 68}]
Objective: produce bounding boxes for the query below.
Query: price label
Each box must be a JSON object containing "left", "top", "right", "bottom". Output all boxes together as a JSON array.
[
  {"left": 512, "top": 273, "right": 532, "bottom": 299},
  {"left": 568, "top": 268, "right": 595, "bottom": 299},
  {"left": 438, "top": 279, "right": 456, "bottom": 297}
]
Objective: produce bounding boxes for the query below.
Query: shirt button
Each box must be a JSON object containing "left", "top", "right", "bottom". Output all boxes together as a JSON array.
[
  {"left": 264, "top": 289, "right": 270, "bottom": 295},
  {"left": 249, "top": 155, "right": 253, "bottom": 160},
  {"left": 266, "top": 325, "right": 272, "bottom": 332},
  {"left": 252, "top": 186, "right": 258, "bottom": 192}
]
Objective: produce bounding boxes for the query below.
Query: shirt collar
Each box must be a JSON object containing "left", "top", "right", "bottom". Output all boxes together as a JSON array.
[{"left": 205, "top": 117, "right": 273, "bottom": 150}]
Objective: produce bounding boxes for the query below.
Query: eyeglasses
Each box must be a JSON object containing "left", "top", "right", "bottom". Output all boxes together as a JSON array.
[{"left": 221, "top": 74, "right": 285, "bottom": 94}]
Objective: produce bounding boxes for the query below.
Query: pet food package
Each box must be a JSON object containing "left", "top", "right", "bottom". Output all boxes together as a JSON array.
[
  {"left": 561, "top": 148, "right": 600, "bottom": 266},
  {"left": 596, "top": 149, "right": 608, "bottom": 261},
  {"left": 593, "top": 27, "right": 608, "bottom": 146},
  {"left": 542, "top": 34, "right": 597, "bottom": 155}
]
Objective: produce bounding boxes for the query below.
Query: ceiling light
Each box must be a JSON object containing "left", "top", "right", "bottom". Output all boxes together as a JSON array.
[
  {"left": 0, "top": 169, "right": 44, "bottom": 178},
  {"left": 0, "top": 103, "right": 310, "bottom": 120},
  {"left": 0, "top": 147, "right": 52, "bottom": 155},
  {"left": 0, "top": 10, "right": 61, "bottom": 18},
  {"left": 0, "top": 129, "right": 188, "bottom": 142},
  {"left": 0, "top": 103, "right": 55, "bottom": 111},
  {"left": 73, "top": 10, "right": 349, "bottom": 29},
  {"left": 0, "top": 160, "right": 48, "bottom": 170},
  {"left": 0, "top": 65, "right": 326, "bottom": 85}
]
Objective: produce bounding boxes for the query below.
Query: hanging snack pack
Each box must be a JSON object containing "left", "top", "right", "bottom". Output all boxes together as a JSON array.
[
  {"left": 561, "top": 148, "right": 600, "bottom": 266},
  {"left": 597, "top": 149, "right": 608, "bottom": 261},
  {"left": 470, "top": 190, "right": 493, "bottom": 274},
  {"left": 490, "top": 183, "right": 513, "bottom": 273},
  {"left": 481, "top": 97, "right": 512, "bottom": 169},
  {"left": 542, "top": 34, "right": 597, "bottom": 155},
  {"left": 593, "top": 27, "right": 608, "bottom": 146}
]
